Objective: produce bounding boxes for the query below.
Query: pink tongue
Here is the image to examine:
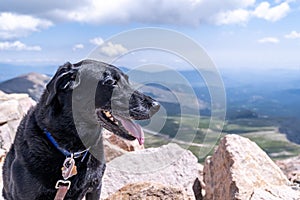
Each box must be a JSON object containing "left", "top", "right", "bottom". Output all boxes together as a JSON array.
[{"left": 118, "top": 118, "right": 144, "bottom": 145}]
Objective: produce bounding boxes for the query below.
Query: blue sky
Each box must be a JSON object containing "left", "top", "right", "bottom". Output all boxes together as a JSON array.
[{"left": 0, "top": 0, "right": 300, "bottom": 72}]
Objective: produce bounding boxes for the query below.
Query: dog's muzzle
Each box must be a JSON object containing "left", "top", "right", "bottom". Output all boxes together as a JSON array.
[
  {"left": 96, "top": 100, "right": 160, "bottom": 145},
  {"left": 149, "top": 101, "right": 160, "bottom": 117}
]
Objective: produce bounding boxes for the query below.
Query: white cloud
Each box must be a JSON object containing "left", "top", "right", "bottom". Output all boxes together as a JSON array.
[
  {"left": 65, "top": 0, "right": 291, "bottom": 25},
  {"left": 215, "top": 9, "right": 250, "bottom": 25},
  {"left": 285, "top": 31, "right": 300, "bottom": 39},
  {"left": 48, "top": 0, "right": 258, "bottom": 26},
  {"left": 0, "top": 41, "right": 41, "bottom": 51},
  {"left": 100, "top": 42, "right": 127, "bottom": 57},
  {"left": 0, "top": 0, "right": 292, "bottom": 29},
  {"left": 90, "top": 37, "right": 104, "bottom": 46},
  {"left": 253, "top": 2, "right": 290, "bottom": 22},
  {"left": 213, "top": 1, "right": 291, "bottom": 25},
  {"left": 0, "top": 12, "right": 52, "bottom": 39},
  {"left": 72, "top": 44, "right": 84, "bottom": 51},
  {"left": 258, "top": 37, "right": 280, "bottom": 44}
]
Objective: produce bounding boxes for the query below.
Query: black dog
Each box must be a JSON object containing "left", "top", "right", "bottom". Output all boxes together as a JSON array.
[{"left": 2, "top": 60, "right": 160, "bottom": 200}]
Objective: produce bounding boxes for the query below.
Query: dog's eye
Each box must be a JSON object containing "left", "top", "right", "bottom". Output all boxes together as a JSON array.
[
  {"left": 106, "top": 79, "right": 116, "bottom": 85},
  {"left": 103, "top": 77, "right": 117, "bottom": 86}
]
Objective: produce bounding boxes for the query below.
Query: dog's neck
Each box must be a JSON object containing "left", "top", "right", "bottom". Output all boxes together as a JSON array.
[
  {"left": 43, "top": 128, "right": 90, "bottom": 160},
  {"left": 35, "top": 91, "right": 104, "bottom": 160},
  {"left": 36, "top": 102, "right": 100, "bottom": 150}
]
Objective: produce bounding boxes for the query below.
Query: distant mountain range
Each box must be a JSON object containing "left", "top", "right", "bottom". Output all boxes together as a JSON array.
[
  {"left": 0, "top": 71, "right": 209, "bottom": 116},
  {"left": 1, "top": 65, "right": 300, "bottom": 143},
  {"left": 1, "top": 65, "right": 300, "bottom": 118},
  {"left": 0, "top": 73, "right": 50, "bottom": 101},
  {"left": 0, "top": 63, "right": 57, "bottom": 82}
]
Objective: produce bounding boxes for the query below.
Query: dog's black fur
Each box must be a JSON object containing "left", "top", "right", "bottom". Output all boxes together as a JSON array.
[{"left": 2, "top": 60, "right": 159, "bottom": 200}]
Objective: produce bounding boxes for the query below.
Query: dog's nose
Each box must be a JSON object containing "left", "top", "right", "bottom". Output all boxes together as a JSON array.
[
  {"left": 152, "top": 101, "right": 160, "bottom": 109},
  {"left": 150, "top": 101, "right": 160, "bottom": 116}
]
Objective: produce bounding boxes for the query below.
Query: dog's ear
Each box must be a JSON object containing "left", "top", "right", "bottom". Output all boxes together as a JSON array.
[{"left": 46, "top": 62, "right": 80, "bottom": 106}]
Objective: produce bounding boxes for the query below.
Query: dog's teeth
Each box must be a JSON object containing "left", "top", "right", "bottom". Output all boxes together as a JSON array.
[
  {"left": 103, "top": 111, "right": 112, "bottom": 118},
  {"left": 114, "top": 121, "right": 119, "bottom": 125},
  {"left": 109, "top": 117, "right": 114, "bottom": 121}
]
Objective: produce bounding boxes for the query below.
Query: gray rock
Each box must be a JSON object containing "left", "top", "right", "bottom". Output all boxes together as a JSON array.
[
  {"left": 0, "top": 99, "right": 22, "bottom": 124},
  {"left": 0, "top": 91, "right": 36, "bottom": 151},
  {"left": 251, "top": 186, "right": 300, "bottom": 200},
  {"left": 276, "top": 156, "right": 300, "bottom": 186},
  {"left": 105, "top": 182, "right": 191, "bottom": 200},
  {"left": 0, "top": 123, "right": 14, "bottom": 151},
  {"left": 203, "top": 134, "right": 300, "bottom": 200},
  {"left": 101, "top": 143, "right": 202, "bottom": 199}
]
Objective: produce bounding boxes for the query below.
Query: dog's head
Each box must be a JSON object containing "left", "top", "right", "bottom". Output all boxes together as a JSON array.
[{"left": 45, "top": 59, "right": 160, "bottom": 145}]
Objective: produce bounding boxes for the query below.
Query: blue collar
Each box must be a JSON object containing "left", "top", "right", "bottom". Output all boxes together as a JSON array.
[{"left": 43, "top": 129, "right": 90, "bottom": 162}]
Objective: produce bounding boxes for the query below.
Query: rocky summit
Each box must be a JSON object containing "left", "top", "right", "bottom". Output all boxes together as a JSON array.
[
  {"left": 203, "top": 134, "right": 300, "bottom": 200},
  {"left": 0, "top": 90, "right": 300, "bottom": 200}
]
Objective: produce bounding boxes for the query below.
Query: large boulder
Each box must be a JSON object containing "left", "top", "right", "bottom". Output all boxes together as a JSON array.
[
  {"left": 0, "top": 91, "right": 36, "bottom": 196},
  {"left": 105, "top": 182, "right": 191, "bottom": 200},
  {"left": 0, "top": 91, "right": 36, "bottom": 151},
  {"left": 101, "top": 143, "right": 202, "bottom": 199},
  {"left": 203, "top": 134, "right": 300, "bottom": 200},
  {"left": 250, "top": 186, "right": 300, "bottom": 200}
]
